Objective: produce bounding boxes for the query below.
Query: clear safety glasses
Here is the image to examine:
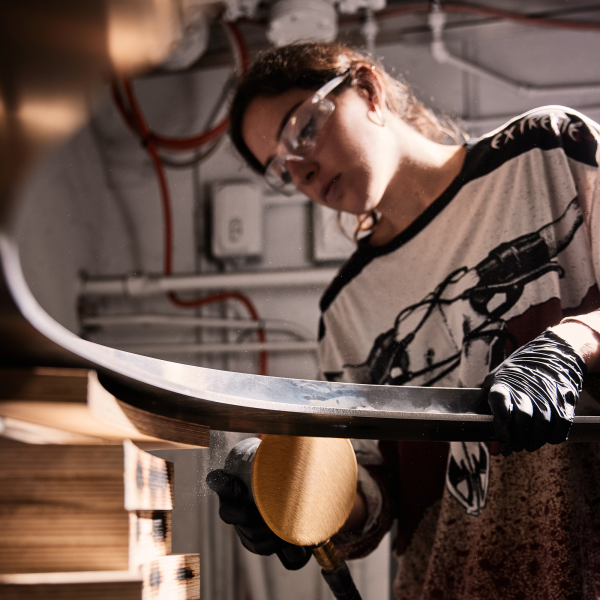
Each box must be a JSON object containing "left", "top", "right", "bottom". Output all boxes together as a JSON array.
[{"left": 265, "top": 70, "right": 350, "bottom": 196}]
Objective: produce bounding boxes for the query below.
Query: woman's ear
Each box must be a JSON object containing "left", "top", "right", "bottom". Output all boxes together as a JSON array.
[
  {"left": 368, "top": 104, "right": 386, "bottom": 127},
  {"left": 353, "top": 64, "right": 386, "bottom": 126}
]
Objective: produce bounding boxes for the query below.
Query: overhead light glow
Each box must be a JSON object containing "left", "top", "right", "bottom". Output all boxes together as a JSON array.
[
  {"left": 17, "top": 96, "right": 87, "bottom": 139},
  {"left": 107, "top": 0, "right": 179, "bottom": 73}
]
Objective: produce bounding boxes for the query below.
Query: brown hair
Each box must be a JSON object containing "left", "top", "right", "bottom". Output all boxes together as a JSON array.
[{"left": 229, "top": 42, "right": 465, "bottom": 238}]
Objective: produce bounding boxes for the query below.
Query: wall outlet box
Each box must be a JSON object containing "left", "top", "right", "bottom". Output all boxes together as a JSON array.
[
  {"left": 312, "top": 204, "right": 357, "bottom": 262},
  {"left": 211, "top": 181, "right": 263, "bottom": 258}
]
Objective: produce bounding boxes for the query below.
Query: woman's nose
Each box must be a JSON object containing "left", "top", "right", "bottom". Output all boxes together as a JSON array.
[{"left": 287, "top": 157, "right": 318, "bottom": 188}]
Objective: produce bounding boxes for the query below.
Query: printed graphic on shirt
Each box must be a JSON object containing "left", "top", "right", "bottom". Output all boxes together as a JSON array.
[
  {"left": 324, "top": 197, "right": 582, "bottom": 389},
  {"left": 325, "top": 197, "right": 584, "bottom": 516},
  {"left": 489, "top": 110, "right": 587, "bottom": 151},
  {"left": 318, "top": 107, "right": 598, "bottom": 341},
  {"left": 446, "top": 441, "right": 490, "bottom": 517},
  {"left": 319, "top": 108, "right": 599, "bottom": 521}
]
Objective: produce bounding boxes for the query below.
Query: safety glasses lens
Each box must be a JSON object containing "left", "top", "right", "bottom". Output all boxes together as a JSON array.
[
  {"left": 282, "top": 98, "right": 334, "bottom": 154},
  {"left": 263, "top": 94, "right": 338, "bottom": 196},
  {"left": 265, "top": 158, "right": 295, "bottom": 195}
]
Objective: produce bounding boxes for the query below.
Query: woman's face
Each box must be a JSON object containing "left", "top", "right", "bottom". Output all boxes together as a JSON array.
[{"left": 241, "top": 86, "right": 397, "bottom": 215}]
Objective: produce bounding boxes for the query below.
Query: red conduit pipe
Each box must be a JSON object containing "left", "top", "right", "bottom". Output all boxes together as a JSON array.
[
  {"left": 112, "top": 24, "right": 267, "bottom": 375},
  {"left": 168, "top": 291, "right": 268, "bottom": 376},
  {"left": 146, "top": 21, "right": 249, "bottom": 151},
  {"left": 115, "top": 21, "right": 249, "bottom": 152}
]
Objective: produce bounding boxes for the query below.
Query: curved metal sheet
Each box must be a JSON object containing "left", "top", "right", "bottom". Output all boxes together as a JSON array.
[
  {"left": 0, "top": 233, "right": 491, "bottom": 439},
  {"left": 1, "top": 0, "right": 599, "bottom": 443},
  {"left": 3, "top": 233, "right": 600, "bottom": 442}
]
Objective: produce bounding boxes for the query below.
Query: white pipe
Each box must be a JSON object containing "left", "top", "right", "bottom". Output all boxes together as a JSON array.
[
  {"left": 362, "top": 8, "right": 378, "bottom": 56},
  {"left": 115, "top": 340, "right": 319, "bottom": 355},
  {"left": 81, "top": 314, "right": 316, "bottom": 340},
  {"left": 429, "top": 7, "right": 600, "bottom": 98},
  {"left": 81, "top": 268, "right": 339, "bottom": 297}
]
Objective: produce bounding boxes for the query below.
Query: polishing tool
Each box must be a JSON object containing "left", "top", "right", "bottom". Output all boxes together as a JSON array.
[{"left": 249, "top": 435, "right": 363, "bottom": 600}]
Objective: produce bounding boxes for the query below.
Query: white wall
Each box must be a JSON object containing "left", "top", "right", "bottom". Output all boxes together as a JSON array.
[
  {"left": 15, "top": 15, "right": 600, "bottom": 369},
  {"left": 11, "top": 12, "right": 600, "bottom": 599}
]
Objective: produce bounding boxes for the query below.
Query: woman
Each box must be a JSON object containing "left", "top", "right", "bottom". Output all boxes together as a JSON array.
[{"left": 208, "top": 42, "right": 600, "bottom": 598}]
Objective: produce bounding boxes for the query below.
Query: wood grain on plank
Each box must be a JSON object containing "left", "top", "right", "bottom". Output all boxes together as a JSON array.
[
  {"left": 0, "top": 370, "right": 208, "bottom": 448},
  {"left": 0, "top": 571, "right": 143, "bottom": 600},
  {"left": 0, "top": 442, "right": 175, "bottom": 574},
  {"left": 0, "top": 368, "right": 88, "bottom": 403},
  {"left": 116, "top": 401, "right": 210, "bottom": 448},
  {"left": 124, "top": 440, "right": 174, "bottom": 511},
  {"left": 129, "top": 511, "right": 172, "bottom": 569},
  {"left": 141, "top": 554, "right": 200, "bottom": 600}
]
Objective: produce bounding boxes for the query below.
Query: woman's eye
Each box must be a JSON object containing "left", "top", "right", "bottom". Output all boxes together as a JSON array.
[{"left": 297, "top": 116, "right": 317, "bottom": 146}]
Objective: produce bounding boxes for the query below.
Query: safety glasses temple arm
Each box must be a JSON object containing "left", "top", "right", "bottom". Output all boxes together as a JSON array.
[{"left": 312, "top": 70, "right": 351, "bottom": 102}]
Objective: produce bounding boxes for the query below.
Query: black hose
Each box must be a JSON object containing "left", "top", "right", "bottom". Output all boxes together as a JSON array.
[{"left": 321, "top": 560, "right": 363, "bottom": 600}]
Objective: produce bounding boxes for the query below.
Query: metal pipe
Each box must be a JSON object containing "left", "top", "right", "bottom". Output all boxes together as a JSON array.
[
  {"left": 81, "top": 268, "right": 339, "bottom": 297},
  {"left": 429, "top": 7, "right": 600, "bottom": 98},
  {"left": 113, "top": 340, "right": 319, "bottom": 355},
  {"left": 81, "top": 314, "right": 316, "bottom": 340}
]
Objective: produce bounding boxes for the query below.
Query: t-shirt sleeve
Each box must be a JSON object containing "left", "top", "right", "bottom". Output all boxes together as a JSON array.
[
  {"left": 562, "top": 109, "right": 600, "bottom": 292},
  {"left": 332, "top": 440, "right": 395, "bottom": 560},
  {"left": 558, "top": 110, "right": 600, "bottom": 337}
]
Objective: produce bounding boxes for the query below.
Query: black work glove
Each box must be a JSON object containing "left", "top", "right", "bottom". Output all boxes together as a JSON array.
[
  {"left": 206, "top": 469, "right": 312, "bottom": 570},
  {"left": 487, "top": 330, "right": 586, "bottom": 456}
]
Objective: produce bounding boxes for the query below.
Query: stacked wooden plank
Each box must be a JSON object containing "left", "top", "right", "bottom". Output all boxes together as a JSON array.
[
  {"left": 0, "top": 368, "right": 207, "bottom": 599},
  {"left": 0, "top": 367, "right": 210, "bottom": 448}
]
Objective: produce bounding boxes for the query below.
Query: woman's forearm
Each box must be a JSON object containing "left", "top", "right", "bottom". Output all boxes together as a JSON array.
[
  {"left": 340, "top": 489, "right": 368, "bottom": 534},
  {"left": 551, "top": 310, "right": 600, "bottom": 373}
]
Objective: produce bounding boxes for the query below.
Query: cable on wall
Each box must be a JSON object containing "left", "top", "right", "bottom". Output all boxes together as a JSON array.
[
  {"left": 112, "top": 20, "right": 249, "bottom": 152},
  {"left": 112, "top": 20, "right": 268, "bottom": 375}
]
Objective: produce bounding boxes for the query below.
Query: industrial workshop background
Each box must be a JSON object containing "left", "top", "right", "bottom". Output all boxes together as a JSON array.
[{"left": 3, "top": 1, "right": 600, "bottom": 599}]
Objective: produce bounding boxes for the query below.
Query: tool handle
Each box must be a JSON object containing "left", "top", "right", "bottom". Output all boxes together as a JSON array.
[{"left": 321, "top": 560, "right": 363, "bottom": 600}]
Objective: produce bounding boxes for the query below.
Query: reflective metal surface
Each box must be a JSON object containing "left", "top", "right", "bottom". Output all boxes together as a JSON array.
[
  {"left": 0, "top": 232, "right": 492, "bottom": 440},
  {"left": 3, "top": 233, "right": 600, "bottom": 441},
  {"left": 1, "top": 0, "right": 599, "bottom": 443}
]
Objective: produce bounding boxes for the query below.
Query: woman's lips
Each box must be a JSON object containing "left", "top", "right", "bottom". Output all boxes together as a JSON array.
[{"left": 322, "top": 174, "right": 341, "bottom": 204}]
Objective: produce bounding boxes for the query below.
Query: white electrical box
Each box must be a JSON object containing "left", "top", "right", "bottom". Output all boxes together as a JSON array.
[
  {"left": 212, "top": 181, "right": 263, "bottom": 258},
  {"left": 312, "top": 204, "right": 357, "bottom": 262}
]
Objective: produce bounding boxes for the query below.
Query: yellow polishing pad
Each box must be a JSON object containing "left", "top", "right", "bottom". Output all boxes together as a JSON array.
[{"left": 252, "top": 436, "right": 358, "bottom": 547}]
